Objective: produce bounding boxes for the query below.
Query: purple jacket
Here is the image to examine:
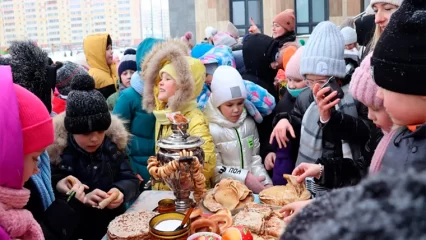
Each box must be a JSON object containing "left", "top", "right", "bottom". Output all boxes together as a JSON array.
[{"left": 272, "top": 139, "right": 295, "bottom": 185}]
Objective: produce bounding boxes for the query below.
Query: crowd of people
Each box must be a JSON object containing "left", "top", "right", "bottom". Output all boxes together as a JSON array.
[{"left": 0, "top": 0, "right": 425, "bottom": 239}]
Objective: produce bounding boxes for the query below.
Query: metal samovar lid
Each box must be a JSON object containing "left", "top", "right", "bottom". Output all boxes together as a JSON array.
[{"left": 156, "top": 114, "right": 204, "bottom": 150}]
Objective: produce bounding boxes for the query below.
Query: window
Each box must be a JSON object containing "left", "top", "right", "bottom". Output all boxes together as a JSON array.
[
  {"left": 27, "top": 26, "right": 37, "bottom": 31},
  {"left": 361, "top": 0, "right": 370, "bottom": 11},
  {"left": 5, "top": 29, "right": 15, "bottom": 33},
  {"left": 5, "top": 22, "right": 15, "bottom": 26},
  {"left": 28, "top": 33, "right": 38, "bottom": 37},
  {"left": 119, "top": 26, "right": 131, "bottom": 31},
  {"left": 70, "top": 5, "right": 80, "bottom": 9},
  {"left": 71, "top": 17, "right": 82, "bottom": 21},
  {"left": 94, "top": 22, "right": 106, "bottom": 26},
  {"left": 48, "top": 31, "right": 60, "bottom": 36},
  {"left": 93, "top": 15, "right": 105, "bottom": 20},
  {"left": 94, "top": 28, "right": 106, "bottom": 32},
  {"left": 230, "top": 0, "right": 263, "bottom": 35},
  {"left": 4, "top": 10, "right": 14, "bottom": 14},
  {"left": 119, "top": 20, "right": 131, "bottom": 24},
  {"left": 295, "top": 0, "right": 329, "bottom": 34},
  {"left": 48, "top": 19, "right": 59, "bottom": 23},
  {"left": 49, "top": 38, "right": 60, "bottom": 42},
  {"left": 47, "top": 12, "right": 58, "bottom": 17},
  {"left": 4, "top": 16, "right": 15, "bottom": 20},
  {"left": 71, "top": 23, "right": 82, "bottom": 27}
]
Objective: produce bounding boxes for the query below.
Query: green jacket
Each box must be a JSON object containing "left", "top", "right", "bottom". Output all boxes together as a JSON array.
[{"left": 113, "top": 86, "right": 155, "bottom": 184}]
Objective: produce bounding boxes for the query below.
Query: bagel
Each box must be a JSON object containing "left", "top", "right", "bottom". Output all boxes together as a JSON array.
[
  {"left": 190, "top": 218, "right": 220, "bottom": 235},
  {"left": 208, "top": 213, "right": 233, "bottom": 234}
]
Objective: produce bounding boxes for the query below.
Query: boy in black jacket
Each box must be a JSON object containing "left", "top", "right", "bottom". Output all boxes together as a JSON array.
[{"left": 48, "top": 74, "right": 139, "bottom": 240}]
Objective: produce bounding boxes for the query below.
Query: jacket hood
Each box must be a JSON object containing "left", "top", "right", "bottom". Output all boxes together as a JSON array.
[
  {"left": 243, "top": 34, "right": 279, "bottom": 80},
  {"left": 47, "top": 112, "right": 130, "bottom": 165},
  {"left": 136, "top": 38, "right": 164, "bottom": 72},
  {"left": 0, "top": 41, "right": 48, "bottom": 102},
  {"left": 83, "top": 33, "right": 113, "bottom": 73},
  {"left": 204, "top": 97, "right": 246, "bottom": 128},
  {"left": 142, "top": 39, "right": 206, "bottom": 113}
]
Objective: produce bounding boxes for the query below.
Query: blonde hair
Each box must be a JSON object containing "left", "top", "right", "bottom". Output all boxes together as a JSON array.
[{"left": 369, "top": 24, "right": 383, "bottom": 51}]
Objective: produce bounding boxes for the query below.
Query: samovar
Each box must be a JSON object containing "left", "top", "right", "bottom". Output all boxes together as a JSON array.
[{"left": 146, "top": 114, "right": 206, "bottom": 212}]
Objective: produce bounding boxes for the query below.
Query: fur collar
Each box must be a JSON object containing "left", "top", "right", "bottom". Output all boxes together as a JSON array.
[
  {"left": 47, "top": 112, "right": 130, "bottom": 165},
  {"left": 142, "top": 39, "right": 193, "bottom": 113}
]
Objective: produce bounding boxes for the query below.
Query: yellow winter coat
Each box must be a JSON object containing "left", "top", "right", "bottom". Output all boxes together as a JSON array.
[
  {"left": 83, "top": 33, "right": 118, "bottom": 98},
  {"left": 142, "top": 39, "right": 216, "bottom": 189}
]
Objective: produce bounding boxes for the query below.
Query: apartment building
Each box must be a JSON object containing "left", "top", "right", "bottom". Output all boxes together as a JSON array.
[
  {"left": 141, "top": 0, "right": 170, "bottom": 39},
  {"left": 0, "top": 0, "right": 142, "bottom": 49}
]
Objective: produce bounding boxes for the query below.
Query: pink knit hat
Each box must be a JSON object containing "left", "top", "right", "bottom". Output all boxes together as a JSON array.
[
  {"left": 0, "top": 66, "right": 53, "bottom": 189},
  {"left": 273, "top": 9, "right": 296, "bottom": 32},
  {"left": 15, "top": 84, "right": 54, "bottom": 155},
  {"left": 285, "top": 46, "right": 304, "bottom": 81},
  {"left": 349, "top": 52, "right": 383, "bottom": 108}
]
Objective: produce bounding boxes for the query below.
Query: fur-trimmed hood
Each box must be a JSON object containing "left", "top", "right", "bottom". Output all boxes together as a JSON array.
[
  {"left": 47, "top": 112, "right": 130, "bottom": 165},
  {"left": 142, "top": 39, "right": 206, "bottom": 113}
]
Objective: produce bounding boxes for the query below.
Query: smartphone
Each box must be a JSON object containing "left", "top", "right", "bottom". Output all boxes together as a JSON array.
[{"left": 320, "top": 76, "right": 344, "bottom": 102}]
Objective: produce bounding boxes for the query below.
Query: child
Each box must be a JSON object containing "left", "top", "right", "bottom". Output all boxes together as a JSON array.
[
  {"left": 113, "top": 38, "right": 163, "bottom": 189},
  {"left": 266, "top": 47, "right": 308, "bottom": 185},
  {"left": 107, "top": 50, "right": 137, "bottom": 110},
  {"left": 340, "top": 26, "right": 359, "bottom": 84},
  {"left": 371, "top": 0, "right": 426, "bottom": 172},
  {"left": 142, "top": 39, "right": 216, "bottom": 189},
  {"left": 53, "top": 61, "right": 88, "bottom": 114},
  {"left": 83, "top": 33, "right": 118, "bottom": 99},
  {"left": 48, "top": 74, "right": 139, "bottom": 239},
  {"left": 0, "top": 66, "right": 54, "bottom": 240},
  {"left": 205, "top": 66, "right": 272, "bottom": 193}
]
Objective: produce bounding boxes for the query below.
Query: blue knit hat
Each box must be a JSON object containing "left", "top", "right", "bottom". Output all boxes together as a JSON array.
[
  {"left": 300, "top": 21, "right": 346, "bottom": 78},
  {"left": 118, "top": 49, "right": 137, "bottom": 79},
  {"left": 191, "top": 43, "right": 214, "bottom": 58}
]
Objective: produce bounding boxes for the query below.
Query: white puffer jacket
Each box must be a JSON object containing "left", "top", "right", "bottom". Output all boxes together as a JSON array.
[{"left": 204, "top": 98, "right": 272, "bottom": 185}]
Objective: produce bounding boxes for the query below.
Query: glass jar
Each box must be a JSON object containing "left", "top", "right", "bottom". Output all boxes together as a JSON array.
[
  {"left": 157, "top": 199, "right": 176, "bottom": 214},
  {"left": 149, "top": 212, "right": 190, "bottom": 240}
]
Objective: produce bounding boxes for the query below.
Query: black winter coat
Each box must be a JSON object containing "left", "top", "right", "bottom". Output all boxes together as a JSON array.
[
  {"left": 380, "top": 125, "right": 426, "bottom": 172},
  {"left": 242, "top": 33, "right": 280, "bottom": 159},
  {"left": 50, "top": 135, "right": 139, "bottom": 240}
]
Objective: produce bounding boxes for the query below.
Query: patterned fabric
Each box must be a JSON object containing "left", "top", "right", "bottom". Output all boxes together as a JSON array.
[
  {"left": 199, "top": 45, "right": 236, "bottom": 68},
  {"left": 198, "top": 80, "right": 276, "bottom": 124}
]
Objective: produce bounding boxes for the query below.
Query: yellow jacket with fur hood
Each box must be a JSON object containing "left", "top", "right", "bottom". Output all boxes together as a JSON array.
[
  {"left": 83, "top": 33, "right": 118, "bottom": 98},
  {"left": 142, "top": 39, "right": 216, "bottom": 189}
]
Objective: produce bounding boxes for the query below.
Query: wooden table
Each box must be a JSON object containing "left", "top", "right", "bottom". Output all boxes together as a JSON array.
[{"left": 103, "top": 190, "right": 260, "bottom": 239}]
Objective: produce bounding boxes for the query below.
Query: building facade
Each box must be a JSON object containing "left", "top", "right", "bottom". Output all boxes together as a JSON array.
[
  {"left": 168, "top": 0, "right": 197, "bottom": 41},
  {"left": 194, "top": 0, "right": 371, "bottom": 42},
  {"left": 141, "top": 0, "right": 170, "bottom": 39},
  {"left": 0, "top": 0, "right": 142, "bottom": 50}
]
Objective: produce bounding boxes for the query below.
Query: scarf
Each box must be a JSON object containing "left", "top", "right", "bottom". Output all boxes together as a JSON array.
[
  {"left": 297, "top": 85, "right": 361, "bottom": 166},
  {"left": 369, "top": 129, "right": 397, "bottom": 175},
  {"left": 0, "top": 186, "right": 44, "bottom": 240},
  {"left": 275, "top": 31, "right": 297, "bottom": 48},
  {"left": 30, "top": 151, "right": 55, "bottom": 210}
]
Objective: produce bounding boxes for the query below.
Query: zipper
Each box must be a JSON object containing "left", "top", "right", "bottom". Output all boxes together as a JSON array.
[{"left": 234, "top": 128, "right": 244, "bottom": 169}]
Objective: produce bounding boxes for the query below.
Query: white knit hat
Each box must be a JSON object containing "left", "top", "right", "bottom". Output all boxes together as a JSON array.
[
  {"left": 205, "top": 26, "right": 217, "bottom": 39},
  {"left": 340, "top": 27, "right": 358, "bottom": 45},
  {"left": 370, "top": 0, "right": 404, "bottom": 8},
  {"left": 211, "top": 66, "right": 247, "bottom": 107},
  {"left": 300, "top": 21, "right": 346, "bottom": 78}
]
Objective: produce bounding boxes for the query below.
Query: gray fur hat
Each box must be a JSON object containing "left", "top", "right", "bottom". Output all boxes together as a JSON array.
[
  {"left": 0, "top": 41, "right": 48, "bottom": 101},
  {"left": 282, "top": 167, "right": 426, "bottom": 239},
  {"left": 56, "top": 61, "right": 88, "bottom": 96}
]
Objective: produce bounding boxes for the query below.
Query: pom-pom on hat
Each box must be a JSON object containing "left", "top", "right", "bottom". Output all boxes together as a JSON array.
[{"left": 65, "top": 74, "right": 111, "bottom": 134}]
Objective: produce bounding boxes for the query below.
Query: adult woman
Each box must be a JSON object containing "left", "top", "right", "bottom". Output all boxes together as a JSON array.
[{"left": 249, "top": 10, "right": 298, "bottom": 70}]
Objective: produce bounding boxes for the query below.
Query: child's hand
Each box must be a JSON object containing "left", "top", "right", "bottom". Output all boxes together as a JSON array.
[
  {"left": 292, "top": 163, "right": 322, "bottom": 183},
  {"left": 106, "top": 188, "right": 124, "bottom": 209},
  {"left": 56, "top": 175, "right": 88, "bottom": 195},
  {"left": 245, "top": 172, "right": 266, "bottom": 194},
  {"left": 264, "top": 152, "right": 276, "bottom": 170},
  {"left": 84, "top": 189, "right": 108, "bottom": 207}
]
